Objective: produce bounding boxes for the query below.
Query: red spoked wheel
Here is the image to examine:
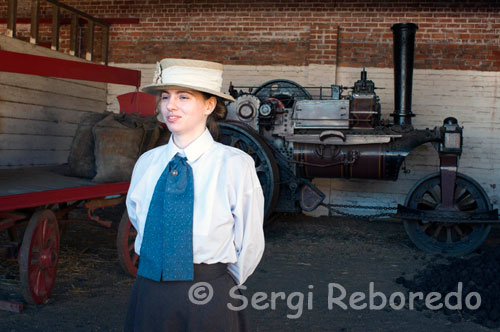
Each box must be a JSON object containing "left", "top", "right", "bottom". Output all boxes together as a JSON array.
[
  {"left": 19, "top": 209, "right": 60, "bottom": 304},
  {"left": 117, "top": 211, "right": 139, "bottom": 277}
]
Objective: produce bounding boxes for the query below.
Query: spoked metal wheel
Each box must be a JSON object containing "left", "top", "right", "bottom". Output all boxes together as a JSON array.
[
  {"left": 253, "top": 79, "right": 312, "bottom": 107},
  {"left": 117, "top": 211, "right": 139, "bottom": 277},
  {"left": 19, "top": 209, "right": 60, "bottom": 304},
  {"left": 219, "top": 122, "right": 280, "bottom": 224},
  {"left": 403, "top": 172, "right": 491, "bottom": 256}
]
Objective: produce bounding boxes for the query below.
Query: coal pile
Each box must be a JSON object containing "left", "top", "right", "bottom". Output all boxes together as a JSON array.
[{"left": 396, "top": 247, "right": 500, "bottom": 329}]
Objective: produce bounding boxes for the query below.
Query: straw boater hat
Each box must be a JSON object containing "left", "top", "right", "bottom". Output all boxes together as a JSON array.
[{"left": 142, "top": 58, "right": 235, "bottom": 102}]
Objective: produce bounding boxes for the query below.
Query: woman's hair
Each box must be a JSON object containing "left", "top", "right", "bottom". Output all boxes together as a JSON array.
[
  {"left": 155, "top": 90, "right": 227, "bottom": 139},
  {"left": 202, "top": 92, "right": 227, "bottom": 139}
]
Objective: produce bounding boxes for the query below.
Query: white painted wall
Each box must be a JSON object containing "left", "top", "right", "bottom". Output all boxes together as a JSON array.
[
  {"left": 324, "top": 67, "right": 500, "bottom": 216},
  {"left": 107, "top": 63, "right": 499, "bottom": 213}
]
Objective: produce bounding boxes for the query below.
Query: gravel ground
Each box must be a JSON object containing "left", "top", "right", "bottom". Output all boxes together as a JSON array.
[{"left": 1, "top": 212, "right": 499, "bottom": 332}]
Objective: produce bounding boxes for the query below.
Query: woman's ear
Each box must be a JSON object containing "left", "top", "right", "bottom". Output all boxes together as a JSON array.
[{"left": 204, "top": 96, "right": 217, "bottom": 116}]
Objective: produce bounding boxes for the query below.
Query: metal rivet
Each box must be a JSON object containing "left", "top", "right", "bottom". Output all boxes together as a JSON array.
[{"left": 170, "top": 169, "right": 178, "bottom": 176}]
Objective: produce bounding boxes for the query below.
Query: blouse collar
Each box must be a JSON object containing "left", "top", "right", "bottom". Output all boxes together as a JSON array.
[{"left": 166, "top": 128, "right": 214, "bottom": 163}]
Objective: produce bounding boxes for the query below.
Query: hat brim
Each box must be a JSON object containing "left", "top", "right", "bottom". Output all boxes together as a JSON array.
[{"left": 141, "top": 83, "right": 235, "bottom": 102}]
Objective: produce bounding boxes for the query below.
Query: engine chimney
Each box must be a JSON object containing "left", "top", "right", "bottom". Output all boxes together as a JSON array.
[{"left": 391, "top": 22, "right": 418, "bottom": 126}]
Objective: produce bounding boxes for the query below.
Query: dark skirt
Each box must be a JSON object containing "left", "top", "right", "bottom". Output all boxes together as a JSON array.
[{"left": 124, "top": 263, "right": 248, "bottom": 332}]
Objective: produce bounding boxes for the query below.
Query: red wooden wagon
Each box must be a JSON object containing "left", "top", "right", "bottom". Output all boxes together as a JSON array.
[{"left": 0, "top": 50, "right": 152, "bottom": 307}]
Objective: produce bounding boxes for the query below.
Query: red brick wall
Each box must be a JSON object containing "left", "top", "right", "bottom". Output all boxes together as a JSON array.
[{"left": 1, "top": 0, "right": 499, "bottom": 70}]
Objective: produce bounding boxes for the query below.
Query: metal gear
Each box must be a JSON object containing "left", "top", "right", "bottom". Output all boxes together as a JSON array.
[{"left": 225, "top": 94, "right": 261, "bottom": 131}]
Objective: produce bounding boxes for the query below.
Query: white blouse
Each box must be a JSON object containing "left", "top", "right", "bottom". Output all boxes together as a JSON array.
[{"left": 126, "top": 128, "right": 265, "bottom": 284}]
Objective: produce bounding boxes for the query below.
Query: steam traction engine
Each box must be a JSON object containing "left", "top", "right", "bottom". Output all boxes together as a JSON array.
[{"left": 218, "top": 23, "right": 499, "bottom": 256}]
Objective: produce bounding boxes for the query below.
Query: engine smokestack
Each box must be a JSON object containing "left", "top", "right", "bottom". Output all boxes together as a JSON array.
[{"left": 391, "top": 22, "right": 418, "bottom": 126}]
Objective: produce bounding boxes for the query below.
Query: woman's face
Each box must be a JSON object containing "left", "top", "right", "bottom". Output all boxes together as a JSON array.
[{"left": 159, "top": 88, "right": 215, "bottom": 140}]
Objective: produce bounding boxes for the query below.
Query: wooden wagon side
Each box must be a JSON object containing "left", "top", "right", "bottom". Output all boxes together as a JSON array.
[
  {"left": 0, "top": 1, "right": 151, "bottom": 307},
  {"left": 0, "top": 170, "right": 130, "bottom": 305},
  {"left": 0, "top": 48, "right": 147, "bottom": 307}
]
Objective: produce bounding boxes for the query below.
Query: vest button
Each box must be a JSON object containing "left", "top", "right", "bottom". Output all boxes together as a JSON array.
[{"left": 170, "top": 169, "right": 178, "bottom": 176}]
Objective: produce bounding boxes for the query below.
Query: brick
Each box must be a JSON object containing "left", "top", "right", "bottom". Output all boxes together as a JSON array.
[{"left": 5, "top": 0, "right": 496, "bottom": 71}]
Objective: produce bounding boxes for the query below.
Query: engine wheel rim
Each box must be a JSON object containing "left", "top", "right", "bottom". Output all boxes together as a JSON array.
[
  {"left": 117, "top": 211, "right": 139, "bottom": 277},
  {"left": 253, "top": 79, "right": 312, "bottom": 107},
  {"left": 219, "top": 122, "right": 280, "bottom": 222},
  {"left": 19, "top": 209, "right": 59, "bottom": 304},
  {"left": 403, "top": 173, "right": 491, "bottom": 256}
]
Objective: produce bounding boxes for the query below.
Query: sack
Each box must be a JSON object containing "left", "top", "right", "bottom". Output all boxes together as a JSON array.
[
  {"left": 139, "top": 114, "right": 162, "bottom": 153},
  {"left": 92, "top": 113, "right": 161, "bottom": 183},
  {"left": 154, "top": 126, "right": 171, "bottom": 147},
  {"left": 67, "top": 112, "right": 109, "bottom": 178},
  {"left": 114, "top": 112, "right": 161, "bottom": 154},
  {"left": 92, "top": 114, "right": 144, "bottom": 183}
]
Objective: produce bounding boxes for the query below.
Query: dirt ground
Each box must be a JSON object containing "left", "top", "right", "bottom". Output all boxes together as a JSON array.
[{"left": 1, "top": 212, "right": 499, "bottom": 332}]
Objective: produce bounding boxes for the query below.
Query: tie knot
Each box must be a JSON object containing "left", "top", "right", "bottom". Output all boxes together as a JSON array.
[
  {"left": 167, "top": 153, "right": 190, "bottom": 180},
  {"left": 172, "top": 153, "right": 188, "bottom": 165}
]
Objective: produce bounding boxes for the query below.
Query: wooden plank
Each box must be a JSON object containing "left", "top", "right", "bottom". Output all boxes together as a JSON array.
[
  {"left": 0, "top": 72, "right": 107, "bottom": 102},
  {"left": 30, "top": 0, "right": 40, "bottom": 44},
  {"left": 0, "top": 101, "right": 102, "bottom": 124},
  {"left": 0, "top": 168, "right": 94, "bottom": 196},
  {"left": 0, "top": 300, "right": 23, "bottom": 313},
  {"left": 0, "top": 117, "right": 77, "bottom": 136},
  {"left": 0, "top": 32, "right": 71, "bottom": 59},
  {"left": 52, "top": 77, "right": 106, "bottom": 90},
  {"left": 0, "top": 36, "right": 106, "bottom": 89},
  {"left": 102, "top": 25, "right": 109, "bottom": 65},
  {"left": 69, "top": 14, "right": 77, "bottom": 56},
  {"left": 0, "top": 49, "right": 140, "bottom": 88},
  {"left": 0, "top": 17, "right": 139, "bottom": 25},
  {"left": 51, "top": 3, "right": 60, "bottom": 51},
  {"left": 0, "top": 181, "right": 129, "bottom": 211},
  {"left": 7, "top": 0, "right": 17, "bottom": 37},
  {"left": 0, "top": 150, "right": 69, "bottom": 167},
  {"left": 0, "top": 134, "right": 73, "bottom": 150},
  {"left": 45, "top": 0, "right": 110, "bottom": 27},
  {"left": 85, "top": 20, "right": 95, "bottom": 61},
  {"left": 1, "top": 73, "right": 106, "bottom": 91},
  {"left": 0, "top": 85, "right": 106, "bottom": 113}
]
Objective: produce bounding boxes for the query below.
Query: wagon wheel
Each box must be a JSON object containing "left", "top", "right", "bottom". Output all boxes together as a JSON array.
[
  {"left": 219, "top": 122, "right": 280, "bottom": 224},
  {"left": 19, "top": 209, "right": 60, "bottom": 304},
  {"left": 403, "top": 172, "right": 491, "bottom": 256},
  {"left": 117, "top": 211, "right": 139, "bottom": 277}
]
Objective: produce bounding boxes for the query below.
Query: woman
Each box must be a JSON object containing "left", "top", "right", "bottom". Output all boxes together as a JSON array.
[{"left": 124, "top": 58, "right": 265, "bottom": 332}]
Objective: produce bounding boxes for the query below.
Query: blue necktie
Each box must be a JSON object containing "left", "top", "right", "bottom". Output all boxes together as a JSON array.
[{"left": 137, "top": 153, "right": 194, "bottom": 281}]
